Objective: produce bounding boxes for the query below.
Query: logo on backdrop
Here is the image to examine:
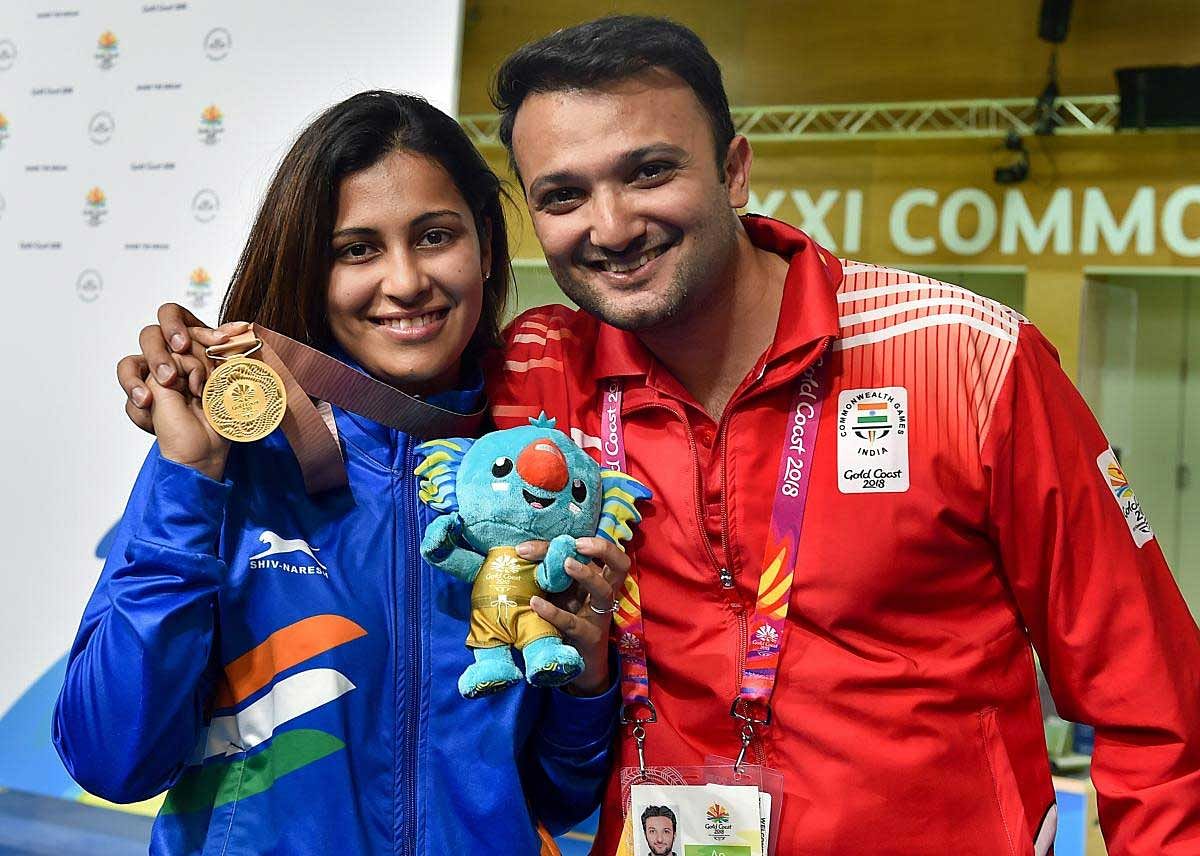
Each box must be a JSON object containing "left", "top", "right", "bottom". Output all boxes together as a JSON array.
[
  {"left": 198, "top": 104, "right": 224, "bottom": 145},
  {"left": 95, "top": 31, "right": 119, "bottom": 70},
  {"left": 0, "top": 39, "right": 16, "bottom": 72},
  {"left": 76, "top": 269, "right": 102, "bottom": 302},
  {"left": 204, "top": 28, "right": 231, "bottom": 61},
  {"left": 0, "top": 192, "right": 6, "bottom": 221},
  {"left": 187, "top": 267, "right": 212, "bottom": 306},
  {"left": 0, "top": 113, "right": 9, "bottom": 149},
  {"left": 191, "top": 188, "right": 219, "bottom": 222},
  {"left": 249, "top": 531, "right": 329, "bottom": 578},
  {"left": 87, "top": 111, "right": 114, "bottom": 145},
  {"left": 83, "top": 187, "right": 108, "bottom": 226}
]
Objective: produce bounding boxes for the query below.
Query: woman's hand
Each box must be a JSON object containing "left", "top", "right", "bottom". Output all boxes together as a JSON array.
[
  {"left": 520, "top": 536, "right": 631, "bottom": 696},
  {"left": 116, "top": 303, "right": 249, "bottom": 434},
  {"left": 146, "top": 351, "right": 230, "bottom": 481}
]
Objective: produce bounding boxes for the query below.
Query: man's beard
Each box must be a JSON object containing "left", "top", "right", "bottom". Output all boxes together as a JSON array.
[
  {"left": 547, "top": 211, "right": 738, "bottom": 335},
  {"left": 547, "top": 253, "right": 696, "bottom": 333}
]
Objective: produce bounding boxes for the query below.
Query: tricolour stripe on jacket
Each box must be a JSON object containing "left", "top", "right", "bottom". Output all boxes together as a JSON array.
[
  {"left": 196, "top": 668, "right": 355, "bottom": 761},
  {"left": 214, "top": 613, "right": 366, "bottom": 708}
]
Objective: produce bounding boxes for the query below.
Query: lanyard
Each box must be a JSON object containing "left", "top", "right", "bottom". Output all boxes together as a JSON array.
[{"left": 606, "top": 358, "right": 826, "bottom": 772}]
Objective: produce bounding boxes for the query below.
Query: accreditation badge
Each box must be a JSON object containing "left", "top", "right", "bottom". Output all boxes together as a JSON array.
[
  {"left": 202, "top": 355, "right": 287, "bottom": 442},
  {"left": 836, "top": 386, "right": 909, "bottom": 493}
]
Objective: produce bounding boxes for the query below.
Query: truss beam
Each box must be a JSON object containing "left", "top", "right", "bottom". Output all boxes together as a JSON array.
[{"left": 461, "top": 96, "right": 1122, "bottom": 145}]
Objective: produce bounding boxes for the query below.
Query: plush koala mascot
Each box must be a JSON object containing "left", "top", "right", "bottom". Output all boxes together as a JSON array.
[{"left": 415, "top": 414, "right": 651, "bottom": 698}]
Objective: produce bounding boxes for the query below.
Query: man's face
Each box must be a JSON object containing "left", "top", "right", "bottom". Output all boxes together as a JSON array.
[
  {"left": 643, "top": 815, "right": 676, "bottom": 855},
  {"left": 510, "top": 69, "right": 749, "bottom": 334}
]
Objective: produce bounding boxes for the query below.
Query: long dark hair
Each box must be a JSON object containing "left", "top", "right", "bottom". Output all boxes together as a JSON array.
[{"left": 221, "top": 90, "right": 510, "bottom": 361}]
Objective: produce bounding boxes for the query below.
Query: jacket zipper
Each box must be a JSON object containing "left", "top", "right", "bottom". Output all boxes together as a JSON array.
[
  {"left": 625, "top": 401, "right": 729, "bottom": 587},
  {"left": 715, "top": 408, "right": 767, "bottom": 766},
  {"left": 400, "top": 439, "right": 420, "bottom": 856},
  {"left": 714, "top": 337, "right": 833, "bottom": 769},
  {"left": 625, "top": 400, "right": 760, "bottom": 765}
]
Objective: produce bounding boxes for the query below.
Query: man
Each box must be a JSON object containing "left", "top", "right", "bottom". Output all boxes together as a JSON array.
[
  {"left": 124, "top": 15, "right": 1200, "bottom": 855},
  {"left": 640, "top": 806, "right": 676, "bottom": 856}
]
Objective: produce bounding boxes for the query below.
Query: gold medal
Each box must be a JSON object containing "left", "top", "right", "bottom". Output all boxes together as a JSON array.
[{"left": 202, "top": 356, "right": 287, "bottom": 442}]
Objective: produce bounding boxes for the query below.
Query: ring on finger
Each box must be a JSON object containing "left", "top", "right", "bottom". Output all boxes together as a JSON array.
[{"left": 587, "top": 597, "right": 618, "bottom": 615}]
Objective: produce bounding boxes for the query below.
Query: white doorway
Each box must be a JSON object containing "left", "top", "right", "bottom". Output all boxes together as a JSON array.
[{"left": 1080, "top": 270, "right": 1200, "bottom": 616}]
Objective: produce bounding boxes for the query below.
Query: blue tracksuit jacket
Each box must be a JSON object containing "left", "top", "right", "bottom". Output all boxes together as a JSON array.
[{"left": 53, "top": 382, "right": 617, "bottom": 854}]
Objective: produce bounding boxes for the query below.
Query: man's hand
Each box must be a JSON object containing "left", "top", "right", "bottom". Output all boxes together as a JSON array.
[
  {"left": 116, "top": 303, "right": 249, "bottom": 433},
  {"left": 144, "top": 351, "right": 230, "bottom": 480},
  {"left": 520, "top": 536, "right": 631, "bottom": 696}
]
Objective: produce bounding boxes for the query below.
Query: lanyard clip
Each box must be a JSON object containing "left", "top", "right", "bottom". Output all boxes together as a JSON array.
[
  {"left": 730, "top": 697, "right": 771, "bottom": 774},
  {"left": 621, "top": 700, "right": 657, "bottom": 778}
]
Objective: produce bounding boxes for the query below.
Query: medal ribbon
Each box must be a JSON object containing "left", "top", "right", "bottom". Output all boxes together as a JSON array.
[
  {"left": 208, "top": 326, "right": 486, "bottom": 494},
  {"left": 605, "top": 358, "right": 826, "bottom": 717}
]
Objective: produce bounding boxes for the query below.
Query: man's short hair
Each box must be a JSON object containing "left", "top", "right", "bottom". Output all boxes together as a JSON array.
[
  {"left": 492, "top": 15, "right": 736, "bottom": 181},
  {"left": 640, "top": 804, "right": 677, "bottom": 831}
]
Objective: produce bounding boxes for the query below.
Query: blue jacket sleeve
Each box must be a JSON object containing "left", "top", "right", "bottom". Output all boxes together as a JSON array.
[
  {"left": 52, "top": 448, "right": 232, "bottom": 803},
  {"left": 521, "top": 654, "right": 619, "bottom": 834}
]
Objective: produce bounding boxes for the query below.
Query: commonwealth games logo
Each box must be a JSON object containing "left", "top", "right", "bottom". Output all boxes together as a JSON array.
[
  {"left": 88, "top": 111, "right": 115, "bottom": 145},
  {"left": 704, "top": 802, "right": 733, "bottom": 840},
  {"left": 76, "top": 269, "right": 103, "bottom": 303},
  {"left": 0, "top": 39, "right": 16, "bottom": 72},
  {"left": 83, "top": 187, "right": 108, "bottom": 226},
  {"left": 198, "top": 104, "right": 224, "bottom": 145},
  {"left": 0, "top": 113, "right": 8, "bottom": 149},
  {"left": 192, "top": 188, "right": 219, "bottom": 223},
  {"left": 188, "top": 267, "right": 213, "bottom": 306},
  {"left": 95, "top": 31, "right": 119, "bottom": 70},
  {"left": 204, "top": 28, "right": 232, "bottom": 61},
  {"left": 1107, "top": 461, "right": 1133, "bottom": 499}
]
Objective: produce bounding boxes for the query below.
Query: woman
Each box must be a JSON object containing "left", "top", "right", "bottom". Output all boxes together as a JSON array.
[{"left": 54, "top": 91, "right": 625, "bottom": 855}]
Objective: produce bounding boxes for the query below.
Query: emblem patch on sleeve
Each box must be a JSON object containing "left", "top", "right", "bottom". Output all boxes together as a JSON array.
[
  {"left": 1096, "top": 447, "right": 1154, "bottom": 547},
  {"left": 837, "top": 387, "right": 909, "bottom": 493}
]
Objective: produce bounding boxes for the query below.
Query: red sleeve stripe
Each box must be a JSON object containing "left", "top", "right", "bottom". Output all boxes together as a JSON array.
[{"left": 503, "top": 357, "right": 565, "bottom": 373}]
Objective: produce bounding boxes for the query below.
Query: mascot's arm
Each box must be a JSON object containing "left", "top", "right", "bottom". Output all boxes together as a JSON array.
[
  {"left": 536, "top": 533, "right": 582, "bottom": 593},
  {"left": 419, "top": 512, "right": 484, "bottom": 583}
]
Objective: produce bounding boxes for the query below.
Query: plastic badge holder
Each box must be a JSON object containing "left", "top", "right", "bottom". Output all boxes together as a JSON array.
[
  {"left": 619, "top": 765, "right": 757, "bottom": 856},
  {"left": 704, "top": 755, "right": 785, "bottom": 856}
]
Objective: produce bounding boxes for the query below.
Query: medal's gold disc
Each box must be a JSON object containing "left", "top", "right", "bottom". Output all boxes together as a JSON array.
[{"left": 202, "top": 356, "right": 287, "bottom": 442}]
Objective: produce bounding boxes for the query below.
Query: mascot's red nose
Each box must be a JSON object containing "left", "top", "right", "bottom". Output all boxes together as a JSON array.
[{"left": 517, "top": 440, "right": 569, "bottom": 492}]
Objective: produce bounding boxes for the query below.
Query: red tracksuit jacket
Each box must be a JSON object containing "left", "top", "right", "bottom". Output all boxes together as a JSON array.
[{"left": 489, "top": 216, "right": 1200, "bottom": 855}]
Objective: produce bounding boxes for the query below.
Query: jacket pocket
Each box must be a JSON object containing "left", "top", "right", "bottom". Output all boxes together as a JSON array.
[{"left": 979, "top": 707, "right": 1033, "bottom": 856}]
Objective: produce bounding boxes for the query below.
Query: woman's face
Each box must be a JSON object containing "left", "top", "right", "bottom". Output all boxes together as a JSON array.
[{"left": 327, "top": 149, "right": 489, "bottom": 394}]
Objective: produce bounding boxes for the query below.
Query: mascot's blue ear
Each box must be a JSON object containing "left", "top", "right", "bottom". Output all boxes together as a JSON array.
[
  {"left": 530, "top": 412, "right": 557, "bottom": 430},
  {"left": 596, "top": 470, "right": 653, "bottom": 549},
  {"left": 414, "top": 438, "right": 474, "bottom": 512}
]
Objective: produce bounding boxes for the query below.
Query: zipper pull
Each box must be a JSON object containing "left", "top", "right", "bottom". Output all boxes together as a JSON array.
[{"left": 718, "top": 567, "right": 734, "bottom": 588}]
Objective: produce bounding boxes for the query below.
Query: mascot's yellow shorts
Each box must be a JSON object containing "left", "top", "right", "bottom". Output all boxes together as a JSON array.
[
  {"left": 467, "top": 598, "right": 557, "bottom": 650},
  {"left": 466, "top": 546, "right": 557, "bottom": 650}
]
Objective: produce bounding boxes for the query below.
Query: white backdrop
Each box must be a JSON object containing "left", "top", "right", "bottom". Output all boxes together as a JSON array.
[{"left": 0, "top": 0, "right": 464, "bottom": 798}]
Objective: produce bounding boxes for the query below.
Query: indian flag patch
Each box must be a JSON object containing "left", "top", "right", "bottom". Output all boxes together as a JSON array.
[
  {"left": 1096, "top": 446, "right": 1154, "bottom": 548},
  {"left": 836, "top": 387, "right": 909, "bottom": 494}
]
